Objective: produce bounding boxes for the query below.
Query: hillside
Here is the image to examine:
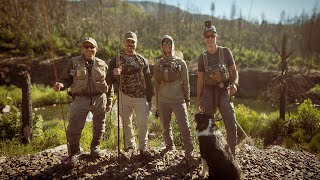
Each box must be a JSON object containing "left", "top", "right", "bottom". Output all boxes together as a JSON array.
[{"left": 0, "top": 0, "right": 319, "bottom": 71}]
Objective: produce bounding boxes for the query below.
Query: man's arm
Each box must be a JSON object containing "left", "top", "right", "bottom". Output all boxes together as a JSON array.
[
  {"left": 54, "top": 59, "right": 73, "bottom": 91},
  {"left": 229, "top": 64, "right": 239, "bottom": 95},
  {"left": 181, "top": 60, "right": 190, "bottom": 104},
  {"left": 106, "top": 84, "right": 114, "bottom": 111},
  {"left": 144, "top": 60, "right": 153, "bottom": 103},
  {"left": 106, "top": 57, "right": 117, "bottom": 85},
  {"left": 196, "top": 72, "right": 204, "bottom": 112}
]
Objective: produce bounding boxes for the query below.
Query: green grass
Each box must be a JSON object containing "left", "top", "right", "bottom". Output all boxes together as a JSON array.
[
  {"left": 1, "top": 90, "right": 319, "bottom": 158},
  {"left": 0, "top": 84, "right": 71, "bottom": 108}
]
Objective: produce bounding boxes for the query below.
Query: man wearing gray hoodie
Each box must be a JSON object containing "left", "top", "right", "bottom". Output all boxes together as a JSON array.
[{"left": 154, "top": 35, "right": 194, "bottom": 159}]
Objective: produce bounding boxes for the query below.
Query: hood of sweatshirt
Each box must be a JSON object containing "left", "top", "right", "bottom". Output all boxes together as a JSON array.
[{"left": 160, "top": 35, "right": 176, "bottom": 60}]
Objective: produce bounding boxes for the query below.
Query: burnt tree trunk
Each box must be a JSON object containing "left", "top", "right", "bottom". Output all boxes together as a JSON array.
[
  {"left": 20, "top": 70, "right": 33, "bottom": 144},
  {"left": 279, "top": 35, "right": 288, "bottom": 120}
]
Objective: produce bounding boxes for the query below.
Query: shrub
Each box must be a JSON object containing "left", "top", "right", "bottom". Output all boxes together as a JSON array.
[
  {"left": 296, "top": 99, "right": 320, "bottom": 138},
  {"left": 308, "top": 133, "right": 320, "bottom": 154},
  {"left": 0, "top": 106, "right": 21, "bottom": 140},
  {"left": 309, "top": 84, "right": 320, "bottom": 94},
  {"left": 0, "top": 106, "right": 44, "bottom": 141}
]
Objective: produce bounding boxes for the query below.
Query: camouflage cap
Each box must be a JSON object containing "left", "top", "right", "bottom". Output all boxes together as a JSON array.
[
  {"left": 124, "top": 31, "right": 137, "bottom": 42},
  {"left": 82, "top": 37, "right": 97, "bottom": 47},
  {"left": 203, "top": 20, "right": 217, "bottom": 35}
]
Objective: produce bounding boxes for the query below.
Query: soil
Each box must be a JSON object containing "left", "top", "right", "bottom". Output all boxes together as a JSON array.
[{"left": 1, "top": 144, "right": 319, "bottom": 179}]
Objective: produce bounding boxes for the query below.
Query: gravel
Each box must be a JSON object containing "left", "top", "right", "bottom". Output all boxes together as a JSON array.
[{"left": 0, "top": 144, "right": 319, "bottom": 179}]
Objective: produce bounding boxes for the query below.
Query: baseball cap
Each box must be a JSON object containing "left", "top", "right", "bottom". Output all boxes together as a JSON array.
[
  {"left": 203, "top": 20, "right": 217, "bottom": 35},
  {"left": 124, "top": 31, "right": 137, "bottom": 42},
  {"left": 82, "top": 37, "right": 97, "bottom": 47}
]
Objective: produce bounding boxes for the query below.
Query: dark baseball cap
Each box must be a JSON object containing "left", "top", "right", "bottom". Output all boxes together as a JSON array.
[{"left": 203, "top": 20, "right": 217, "bottom": 35}]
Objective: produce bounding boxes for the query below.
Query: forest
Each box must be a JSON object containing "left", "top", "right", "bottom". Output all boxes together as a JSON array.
[{"left": 0, "top": 0, "right": 319, "bottom": 72}]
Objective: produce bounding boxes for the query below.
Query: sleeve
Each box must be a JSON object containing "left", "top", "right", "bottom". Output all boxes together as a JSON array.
[
  {"left": 197, "top": 54, "right": 205, "bottom": 72},
  {"left": 106, "top": 83, "right": 114, "bottom": 108},
  {"left": 153, "top": 61, "right": 160, "bottom": 104},
  {"left": 181, "top": 60, "right": 190, "bottom": 102},
  {"left": 59, "top": 59, "right": 73, "bottom": 90},
  {"left": 143, "top": 58, "right": 154, "bottom": 102},
  {"left": 106, "top": 57, "right": 117, "bottom": 85},
  {"left": 105, "top": 64, "right": 114, "bottom": 107},
  {"left": 224, "top": 47, "right": 235, "bottom": 67}
]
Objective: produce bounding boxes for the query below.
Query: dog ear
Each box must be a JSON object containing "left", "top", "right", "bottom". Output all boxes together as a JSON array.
[{"left": 194, "top": 113, "right": 201, "bottom": 123}]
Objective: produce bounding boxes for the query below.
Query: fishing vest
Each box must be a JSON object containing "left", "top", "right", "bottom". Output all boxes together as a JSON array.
[
  {"left": 70, "top": 56, "right": 109, "bottom": 94},
  {"left": 157, "top": 58, "right": 181, "bottom": 82},
  {"left": 203, "top": 46, "right": 230, "bottom": 86}
]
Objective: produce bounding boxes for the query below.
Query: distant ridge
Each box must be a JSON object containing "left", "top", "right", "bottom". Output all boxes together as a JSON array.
[{"left": 128, "top": 1, "right": 188, "bottom": 15}]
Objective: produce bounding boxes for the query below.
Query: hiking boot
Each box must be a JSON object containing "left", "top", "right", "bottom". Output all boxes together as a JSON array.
[
  {"left": 165, "top": 146, "right": 176, "bottom": 151},
  {"left": 124, "top": 146, "right": 135, "bottom": 152},
  {"left": 90, "top": 145, "right": 104, "bottom": 158},
  {"left": 91, "top": 149, "right": 104, "bottom": 158},
  {"left": 161, "top": 146, "right": 176, "bottom": 154},
  {"left": 185, "top": 151, "right": 195, "bottom": 161},
  {"left": 139, "top": 149, "right": 151, "bottom": 157}
]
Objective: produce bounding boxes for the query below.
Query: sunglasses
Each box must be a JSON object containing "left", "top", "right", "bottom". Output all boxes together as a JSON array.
[
  {"left": 204, "top": 34, "right": 216, "bottom": 39},
  {"left": 83, "top": 45, "right": 96, "bottom": 49},
  {"left": 162, "top": 41, "right": 172, "bottom": 45}
]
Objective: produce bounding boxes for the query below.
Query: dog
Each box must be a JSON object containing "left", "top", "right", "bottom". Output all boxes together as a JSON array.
[{"left": 194, "top": 112, "right": 241, "bottom": 180}]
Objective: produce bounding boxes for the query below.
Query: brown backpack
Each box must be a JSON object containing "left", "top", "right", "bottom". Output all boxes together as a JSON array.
[{"left": 203, "top": 46, "right": 230, "bottom": 85}]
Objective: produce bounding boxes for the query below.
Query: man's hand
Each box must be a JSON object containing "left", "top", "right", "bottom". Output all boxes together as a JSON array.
[
  {"left": 148, "top": 102, "right": 152, "bottom": 112},
  {"left": 230, "top": 84, "right": 238, "bottom": 95},
  {"left": 113, "top": 68, "right": 122, "bottom": 76},
  {"left": 196, "top": 97, "right": 202, "bottom": 112},
  {"left": 186, "top": 101, "right": 190, "bottom": 109},
  {"left": 53, "top": 82, "right": 63, "bottom": 91}
]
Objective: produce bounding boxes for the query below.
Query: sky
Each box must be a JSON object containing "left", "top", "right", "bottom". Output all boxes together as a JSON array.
[{"left": 129, "top": 0, "right": 319, "bottom": 23}]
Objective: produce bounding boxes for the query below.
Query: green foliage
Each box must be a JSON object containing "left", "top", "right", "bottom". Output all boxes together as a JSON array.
[
  {"left": 0, "top": 1, "right": 319, "bottom": 71},
  {"left": 296, "top": 99, "right": 320, "bottom": 137},
  {"left": 0, "top": 85, "right": 71, "bottom": 108},
  {"left": 309, "top": 84, "right": 320, "bottom": 94},
  {"left": 0, "top": 85, "right": 22, "bottom": 106},
  {"left": 309, "top": 133, "right": 320, "bottom": 153},
  {"left": 1, "top": 98, "right": 319, "bottom": 157},
  {"left": 32, "top": 114, "right": 44, "bottom": 137},
  {"left": 0, "top": 106, "right": 21, "bottom": 140},
  {"left": 235, "top": 104, "right": 271, "bottom": 137},
  {"left": 0, "top": 106, "right": 45, "bottom": 141},
  {"left": 31, "top": 84, "right": 71, "bottom": 106}
]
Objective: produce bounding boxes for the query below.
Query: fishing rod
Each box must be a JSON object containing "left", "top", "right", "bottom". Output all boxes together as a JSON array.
[{"left": 42, "top": 0, "right": 71, "bottom": 163}]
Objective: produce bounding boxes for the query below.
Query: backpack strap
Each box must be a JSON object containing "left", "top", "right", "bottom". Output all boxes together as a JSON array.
[
  {"left": 218, "top": 46, "right": 225, "bottom": 65},
  {"left": 203, "top": 50, "right": 208, "bottom": 70}
]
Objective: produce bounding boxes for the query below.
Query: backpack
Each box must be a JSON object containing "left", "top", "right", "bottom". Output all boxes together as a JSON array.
[
  {"left": 158, "top": 57, "right": 181, "bottom": 82},
  {"left": 203, "top": 46, "right": 230, "bottom": 85}
]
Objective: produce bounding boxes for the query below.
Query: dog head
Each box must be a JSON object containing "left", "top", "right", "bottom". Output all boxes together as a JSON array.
[{"left": 194, "top": 112, "right": 214, "bottom": 134}]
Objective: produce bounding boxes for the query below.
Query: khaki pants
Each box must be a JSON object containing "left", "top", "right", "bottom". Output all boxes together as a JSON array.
[
  {"left": 158, "top": 101, "right": 194, "bottom": 154},
  {"left": 119, "top": 91, "right": 149, "bottom": 150},
  {"left": 202, "top": 85, "right": 237, "bottom": 156},
  {"left": 67, "top": 94, "right": 107, "bottom": 155}
]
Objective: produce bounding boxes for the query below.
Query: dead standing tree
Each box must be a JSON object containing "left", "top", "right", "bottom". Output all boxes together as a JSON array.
[
  {"left": 17, "top": 64, "right": 33, "bottom": 144},
  {"left": 273, "top": 35, "right": 293, "bottom": 120}
]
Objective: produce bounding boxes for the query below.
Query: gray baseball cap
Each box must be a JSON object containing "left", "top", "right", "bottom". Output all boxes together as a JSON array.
[
  {"left": 124, "top": 31, "right": 137, "bottom": 42},
  {"left": 82, "top": 37, "right": 97, "bottom": 47}
]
